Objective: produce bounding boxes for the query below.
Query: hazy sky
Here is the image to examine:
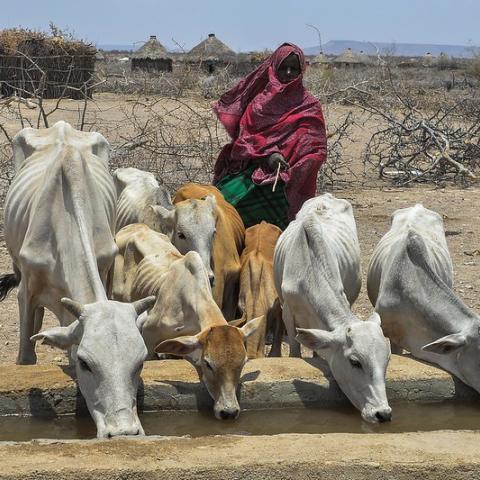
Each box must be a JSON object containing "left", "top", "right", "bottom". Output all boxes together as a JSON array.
[{"left": 2, "top": 0, "right": 479, "bottom": 51}]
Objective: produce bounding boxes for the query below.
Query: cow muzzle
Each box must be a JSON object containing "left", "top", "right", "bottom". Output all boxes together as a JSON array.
[
  {"left": 374, "top": 407, "right": 392, "bottom": 423},
  {"left": 213, "top": 393, "right": 240, "bottom": 420},
  {"left": 362, "top": 404, "right": 392, "bottom": 423},
  {"left": 101, "top": 409, "right": 144, "bottom": 438},
  {"left": 217, "top": 406, "right": 240, "bottom": 420}
]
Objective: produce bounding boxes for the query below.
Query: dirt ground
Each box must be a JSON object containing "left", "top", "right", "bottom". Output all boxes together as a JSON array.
[
  {"left": 2, "top": 431, "right": 480, "bottom": 479},
  {"left": 0, "top": 95, "right": 479, "bottom": 364}
]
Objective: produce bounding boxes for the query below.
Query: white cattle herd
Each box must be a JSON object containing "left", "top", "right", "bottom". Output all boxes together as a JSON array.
[{"left": 0, "top": 121, "right": 477, "bottom": 438}]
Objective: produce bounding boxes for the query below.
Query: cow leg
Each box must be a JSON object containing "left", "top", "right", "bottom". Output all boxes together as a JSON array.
[
  {"left": 110, "top": 248, "right": 126, "bottom": 301},
  {"left": 221, "top": 266, "right": 240, "bottom": 321},
  {"left": 33, "top": 306, "right": 45, "bottom": 335},
  {"left": 211, "top": 266, "right": 225, "bottom": 314},
  {"left": 246, "top": 315, "right": 266, "bottom": 359},
  {"left": 268, "top": 300, "right": 284, "bottom": 357},
  {"left": 391, "top": 342, "right": 404, "bottom": 355},
  {"left": 16, "top": 283, "right": 37, "bottom": 365},
  {"left": 283, "top": 303, "right": 301, "bottom": 357}
]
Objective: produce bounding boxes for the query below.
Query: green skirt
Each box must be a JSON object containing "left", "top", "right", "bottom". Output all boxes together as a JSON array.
[{"left": 216, "top": 165, "right": 289, "bottom": 230}]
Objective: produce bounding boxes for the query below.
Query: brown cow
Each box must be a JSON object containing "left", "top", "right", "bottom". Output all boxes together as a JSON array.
[
  {"left": 112, "top": 223, "right": 262, "bottom": 420},
  {"left": 237, "top": 222, "right": 283, "bottom": 358},
  {"left": 173, "top": 183, "right": 245, "bottom": 320}
]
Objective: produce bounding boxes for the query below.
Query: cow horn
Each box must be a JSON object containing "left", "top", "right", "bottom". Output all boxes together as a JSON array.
[
  {"left": 132, "top": 296, "right": 156, "bottom": 315},
  {"left": 61, "top": 297, "right": 84, "bottom": 318}
]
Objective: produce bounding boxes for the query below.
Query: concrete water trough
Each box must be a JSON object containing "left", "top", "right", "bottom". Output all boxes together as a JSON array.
[{"left": 1, "top": 355, "right": 480, "bottom": 478}]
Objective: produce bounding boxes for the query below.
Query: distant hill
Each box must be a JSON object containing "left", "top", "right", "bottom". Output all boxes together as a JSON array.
[
  {"left": 304, "top": 40, "right": 478, "bottom": 58},
  {"left": 98, "top": 40, "right": 479, "bottom": 58},
  {"left": 98, "top": 44, "right": 134, "bottom": 52}
]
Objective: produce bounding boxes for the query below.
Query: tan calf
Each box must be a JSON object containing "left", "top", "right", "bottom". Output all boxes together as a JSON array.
[
  {"left": 112, "top": 223, "right": 262, "bottom": 419},
  {"left": 237, "top": 222, "right": 282, "bottom": 358},
  {"left": 173, "top": 183, "right": 245, "bottom": 320}
]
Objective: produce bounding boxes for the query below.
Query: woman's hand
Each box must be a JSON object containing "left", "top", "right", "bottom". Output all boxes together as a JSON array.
[{"left": 266, "top": 153, "right": 289, "bottom": 172}]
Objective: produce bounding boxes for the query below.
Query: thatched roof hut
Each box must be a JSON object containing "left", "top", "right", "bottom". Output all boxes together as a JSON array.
[
  {"left": 187, "top": 33, "right": 236, "bottom": 73},
  {"left": 131, "top": 35, "right": 172, "bottom": 72},
  {"left": 333, "top": 48, "right": 367, "bottom": 68},
  {"left": 422, "top": 52, "right": 435, "bottom": 67},
  {"left": 0, "top": 28, "right": 96, "bottom": 99},
  {"left": 311, "top": 52, "right": 331, "bottom": 68},
  {"left": 357, "top": 50, "right": 374, "bottom": 66}
]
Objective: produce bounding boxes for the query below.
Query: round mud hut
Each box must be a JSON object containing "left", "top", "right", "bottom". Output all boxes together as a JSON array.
[
  {"left": 0, "top": 29, "right": 96, "bottom": 99},
  {"left": 422, "top": 52, "right": 435, "bottom": 67},
  {"left": 333, "top": 48, "right": 367, "bottom": 68},
  {"left": 311, "top": 51, "right": 331, "bottom": 68},
  {"left": 131, "top": 35, "right": 172, "bottom": 72},
  {"left": 187, "top": 33, "right": 236, "bottom": 73}
]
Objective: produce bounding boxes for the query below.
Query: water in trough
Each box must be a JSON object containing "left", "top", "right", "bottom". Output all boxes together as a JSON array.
[{"left": 1, "top": 402, "right": 480, "bottom": 441}]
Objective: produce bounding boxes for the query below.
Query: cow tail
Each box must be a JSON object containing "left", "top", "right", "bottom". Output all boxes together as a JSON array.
[{"left": 0, "top": 272, "right": 20, "bottom": 301}]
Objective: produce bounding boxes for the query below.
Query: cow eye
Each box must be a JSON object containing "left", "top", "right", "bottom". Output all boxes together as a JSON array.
[
  {"left": 204, "top": 359, "right": 214, "bottom": 372},
  {"left": 178, "top": 232, "right": 186, "bottom": 240},
  {"left": 349, "top": 358, "right": 362, "bottom": 369},
  {"left": 78, "top": 358, "right": 92, "bottom": 373}
]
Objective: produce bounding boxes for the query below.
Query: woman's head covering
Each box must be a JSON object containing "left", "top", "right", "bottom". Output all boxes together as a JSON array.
[
  {"left": 213, "top": 43, "right": 307, "bottom": 138},
  {"left": 212, "top": 43, "right": 327, "bottom": 218}
]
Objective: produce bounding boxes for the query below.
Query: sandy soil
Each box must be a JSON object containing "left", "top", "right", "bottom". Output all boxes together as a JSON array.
[
  {"left": 2, "top": 431, "right": 480, "bottom": 479},
  {"left": 0, "top": 96, "right": 479, "bottom": 364}
]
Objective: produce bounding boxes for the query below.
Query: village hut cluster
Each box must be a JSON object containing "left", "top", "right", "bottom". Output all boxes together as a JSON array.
[
  {"left": 127, "top": 35, "right": 463, "bottom": 74},
  {"left": 0, "top": 27, "right": 469, "bottom": 101}
]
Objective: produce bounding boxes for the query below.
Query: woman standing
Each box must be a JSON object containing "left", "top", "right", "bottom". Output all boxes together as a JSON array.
[{"left": 213, "top": 43, "right": 327, "bottom": 229}]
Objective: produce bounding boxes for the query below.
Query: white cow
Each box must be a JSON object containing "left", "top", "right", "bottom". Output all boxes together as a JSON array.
[
  {"left": 368, "top": 204, "right": 480, "bottom": 394},
  {"left": 114, "top": 167, "right": 173, "bottom": 232},
  {"left": 112, "top": 223, "right": 262, "bottom": 420},
  {"left": 274, "top": 194, "right": 392, "bottom": 423},
  {"left": 113, "top": 168, "right": 216, "bottom": 285},
  {"left": 0, "top": 121, "right": 154, "bottom": 438}
]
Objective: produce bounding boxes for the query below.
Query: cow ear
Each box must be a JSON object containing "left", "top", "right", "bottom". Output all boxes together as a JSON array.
[
  {"left": 31, "top": 321, "right": 81, "bottom": 350},
  {"left": 422, "top": 333, "right": 467, "bottom": 354},
  {"left": 296, "top": 328, "right": 339, "bottom": 351},
  {"left": 240, "top": 316, "right": 265, "bottom": 340},
  {"left": 204, "top": 194, "right": 217, "bottom": 213},
  {"left": 142, "top": 205, "right": 174, "bottom": 233},
  {"left": 155, "top": 328, "right": 210, "bottom": 364},
  {"left": 155, "top": 335, "right": 201, "bottom": 356}
]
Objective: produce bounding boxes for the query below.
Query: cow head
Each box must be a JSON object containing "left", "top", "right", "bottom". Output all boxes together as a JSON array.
[
  {"left": 142, "top": 196, "right": 216, "bottom": 286},
  {"left": 296, "top": 312, "right": 392, "bottom": 423},
  {"left": 154, "top": 318, "right": 263, "bottom": 420},
  {"left": 422, "top": 325, "right": 480, "bottom": 393},
  {"left": 31, "top": 296, "right": 155, "bottom": 438}
]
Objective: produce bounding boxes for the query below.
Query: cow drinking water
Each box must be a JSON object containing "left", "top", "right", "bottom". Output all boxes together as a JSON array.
[
  {"left": 274, "top": 193, "right": 392, "bottom": 423},
  {"left": 367, "top": 204, "right": 480, "bottom": 395},
  {"left": 112, "top": 223, "right": 262, "bottom": 419},
  {"left": 0, "top": 122, "right": 154, "bottom": 438}
]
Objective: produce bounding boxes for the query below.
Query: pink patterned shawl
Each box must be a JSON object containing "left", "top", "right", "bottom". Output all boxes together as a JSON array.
[{"left": 212, "top": 43, "right": 327, "bottom": 218}]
